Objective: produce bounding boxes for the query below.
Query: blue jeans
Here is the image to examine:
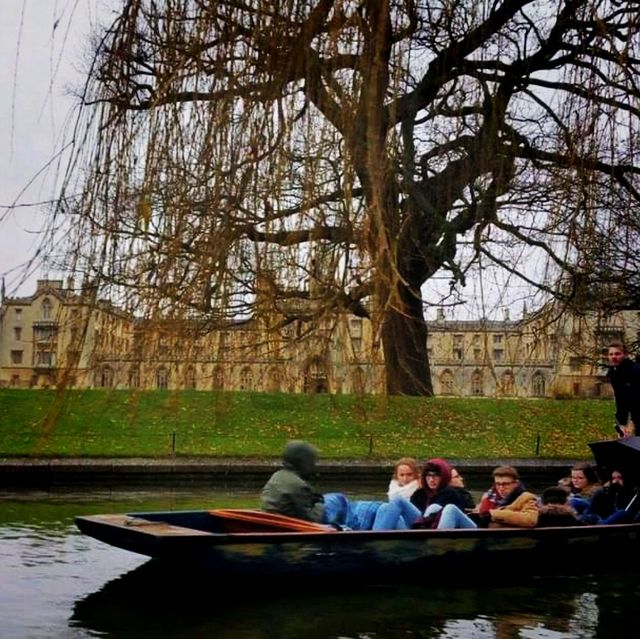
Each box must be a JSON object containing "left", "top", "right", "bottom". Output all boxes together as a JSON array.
[
  {"left": 372, "top": 495, "right": 421, "bottom": 530},
  {"left": 580, "top": 509, "right": 632, "bottom": 525},
  {"left": 321, "top": 493, "right": 385, "bottom": 530},
  {"left": 437, "top": 504, "right": 478, "bottom": 529}
]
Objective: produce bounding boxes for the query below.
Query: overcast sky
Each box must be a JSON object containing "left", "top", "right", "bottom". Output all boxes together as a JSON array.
[{"left": 0, "top": 1, "right": 116, "bottom": 297}]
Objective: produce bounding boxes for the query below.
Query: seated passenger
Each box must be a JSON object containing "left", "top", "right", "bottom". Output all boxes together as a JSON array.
[
  {"left": 428, "top": 467, "right": 476, "bottom": 529},
  {"left": 387, "top": 457, "right": 420, "bottom": 500},
  {"left": 321, "top": 457, "right": 419, "bottom": 530},
  {"left": 580, "top": 469, "right": 638, "bottom": 525},
  {"left": 373, "top": 458, "right": 467, "bottom": 530},
  {"left": 260, "top": 440, "right": 325, "bottom": 523},
  {"left": 560, "top": 462, "right": 601, "bottom": 514},
  {"left": 536, "top": 486, "right": 583, "bottom": 527},
  {"left": 470, "top": 466, "right": 538, "bottom": 528},
  {"left": 450, "top": 467, "right": 475, "bottom": 511}
]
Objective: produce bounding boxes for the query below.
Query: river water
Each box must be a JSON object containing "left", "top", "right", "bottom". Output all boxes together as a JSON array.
[{"left": 1, "top": 485, "right": 639, "bottom": 639}]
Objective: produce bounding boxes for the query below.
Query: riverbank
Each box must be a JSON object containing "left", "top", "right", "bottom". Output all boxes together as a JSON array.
[
  {"left": 0, "top": 456, "right": 581, "bottom": 488},
  {"left": 0, "top": 389, "right": 613, "bottom": 459}
]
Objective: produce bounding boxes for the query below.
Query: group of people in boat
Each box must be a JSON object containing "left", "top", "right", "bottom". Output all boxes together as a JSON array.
[
  {"left": 261, "top": 340, "right": 640, "bottom": 530},
  {"left": 260, "top": 441, "right": 640, "bottom": 530}
]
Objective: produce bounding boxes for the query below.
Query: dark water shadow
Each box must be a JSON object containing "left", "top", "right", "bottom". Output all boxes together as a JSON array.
[{"left": 70, "top": 560, "right": 640, "bottom": 639}]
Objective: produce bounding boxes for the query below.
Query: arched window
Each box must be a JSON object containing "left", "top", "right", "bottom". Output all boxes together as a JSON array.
[
  {"left": 471, "top": 369, "right": 484, "bottom": 396},
  {"left": 239, "top": 366, "right": 253, "bottom": 391},
  {"left": 532, "top": 371, "right": 546, "bottom": 397},
  {"left": 184, "top": 366, "right": 197, "bottom": 390},
  {"left": 304, "top": 357, "right": 329, "bottom": 393},
  {"left": 156, "top": 367, "right": 169, "bottom": 389},
  {"left": 42, "top": 298, "right": 53, "bottom": 320},
  {"left": 212, "top": 366, "right": 224, "bottom": 390},
  {"left": 266, "top": 366, "right": 282, "bottom": 393},
  {"left": 98, "top": 365, "right": 114, "bottom": 388},
  {"left": 501, "top": 370, "right": 515, "bottom": 396},
  {"left": 440, "top": 369, "right": 454, "bottom": 395},
  {"left": 352, "top": 367, "right": 366, "bottom": 394},
  {"left": 128, "top": 367, "right": 140, "bottom": 389}
]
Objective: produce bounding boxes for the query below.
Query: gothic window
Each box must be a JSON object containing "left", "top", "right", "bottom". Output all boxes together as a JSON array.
[
  {"left": 99, "top": 366, "right": 114, "bottom": 388},
  {"left": 240, "top": 366, "right": 253, "bottom": 391},
  {"left": 212, "top": 366, "right": 224, "bottom": 390},
  {"left": 266, "top": 367, "right": 282, "bottom": 392},
  {"left": 128, "top": 367, "right": 140, "bottom": 388},
  {"left": 352, "top": 367, "right": 366, "bottom": 394},
  {"left": 184, "top": 366, "right": 197, "bottom": 390},
  {"left": 532, "top": 371, "right": 546, "bottom": 397},
  {"left": 304, "top": 357, "right": 329, "bottom": 393},
  {"left": 156, "top": 367, "right": 169, "bottom": 389},
  {"left": 471, "top": 369, "right": 484, "bottom": 396},
  {"left": 501, "top": 370, "right": 515, "bottom": 396},
  {"left": 440, "top": 370, "right": 454, "bottom": 395}
]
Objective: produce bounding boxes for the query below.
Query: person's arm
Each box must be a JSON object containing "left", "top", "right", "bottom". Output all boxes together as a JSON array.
[
  {"left": 490, "top": 493, "right": 539, "bottom": 528},
  {"left": 477, "top": 492, "right": 495, "bottom": 514},
  {"left": 432, "top": 486, "right": 466, "bottom": 510},
  {"left": 628, "top": 363, "right": 640, "bottom": 431},
  {"left": 611, "top": 373, "right": 630, "bottom": 428},
  {"left": 287, "top": 483, "right": 324, "bottom": 522}
]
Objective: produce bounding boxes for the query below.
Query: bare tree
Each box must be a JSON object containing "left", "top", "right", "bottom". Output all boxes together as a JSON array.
[{"left": 60, "top": 0, "right": 640, "bottom": 395}]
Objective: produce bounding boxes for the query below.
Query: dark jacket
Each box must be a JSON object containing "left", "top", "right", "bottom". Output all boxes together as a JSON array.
[
  {"left": 410, "top": 458, "right": 468, "bottom": 523},
  {"left": 607, "top": 358, "right": 640, "bottom": 428},
  {"left": 584, "top": 482, "right": 636, "bottom": 521},
  {"left": 452, "top": 487, "right": 476, "bottom": 511},
  {"left": 260, "top": 441, "right": 325, "bottom": 522},
  {"left": 537, "top": 503, "right": 583, "bottom": 527}
]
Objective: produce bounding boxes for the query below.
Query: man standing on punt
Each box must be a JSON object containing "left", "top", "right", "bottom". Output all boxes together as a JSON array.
[{"left": 606, "top": 341, "right": 640, "bottom": 438}]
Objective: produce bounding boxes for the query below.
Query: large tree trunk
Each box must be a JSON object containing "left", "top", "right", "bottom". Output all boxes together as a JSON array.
[{"left": 380, "top": 282, "right": 433, "bottom": 396}]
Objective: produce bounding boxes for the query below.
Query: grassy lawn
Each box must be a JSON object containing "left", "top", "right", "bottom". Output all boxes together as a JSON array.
[{"left": 0, "top": 389, "right": 615, "bottom": 459}]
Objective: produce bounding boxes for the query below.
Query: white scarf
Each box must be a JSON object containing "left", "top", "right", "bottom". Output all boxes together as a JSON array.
[{"left": 387, "top": 478, "right": 419, "bottom": 500}]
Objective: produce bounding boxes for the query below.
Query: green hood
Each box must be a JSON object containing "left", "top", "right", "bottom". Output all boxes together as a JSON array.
[{"left": 282, "top": 441, "right": 318, "bottom": 478}]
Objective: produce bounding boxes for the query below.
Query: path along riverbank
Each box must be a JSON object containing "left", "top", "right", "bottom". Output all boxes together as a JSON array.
[{"left": 0, "top": 456, "right": 582, "bottom": 489}]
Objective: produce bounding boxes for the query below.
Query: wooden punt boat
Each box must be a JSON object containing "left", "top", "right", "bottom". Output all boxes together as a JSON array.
[{"left": 75, "top": 507, "right": 640, "bottom": 582}]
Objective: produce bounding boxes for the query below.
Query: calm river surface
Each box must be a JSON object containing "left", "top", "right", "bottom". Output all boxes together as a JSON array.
[{"left": 1, "top": 485, "right": 639, "bottom": 639}]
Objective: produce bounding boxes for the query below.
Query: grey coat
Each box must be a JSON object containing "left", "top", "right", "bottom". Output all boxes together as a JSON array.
[{"left": 260, "top": 441, "right": 325, "bottom": 522}]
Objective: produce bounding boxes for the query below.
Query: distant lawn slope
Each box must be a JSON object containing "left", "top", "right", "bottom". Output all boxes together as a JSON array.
[{"left": 0, "top": 389, "right": 614, "bottom": 459}]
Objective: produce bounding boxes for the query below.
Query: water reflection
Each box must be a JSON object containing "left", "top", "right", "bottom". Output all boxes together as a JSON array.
[{"left": 70, "top": 561, "right": 636, "bottom": 639}]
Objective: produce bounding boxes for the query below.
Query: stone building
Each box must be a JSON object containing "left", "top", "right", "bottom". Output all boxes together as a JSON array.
[
  {"left": 1, "top": 279, "right": 638, "bottom": 397},
  {"left": 0, "top": 279, "right": 132, "bottom": 389},
  {"left": 426, "top": 306, "right": 637, "bottom": 399}
]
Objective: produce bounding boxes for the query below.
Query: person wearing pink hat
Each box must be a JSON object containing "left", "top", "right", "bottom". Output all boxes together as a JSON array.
[{"left": 372, "top": 458, "right": 467, "bottom": 530}]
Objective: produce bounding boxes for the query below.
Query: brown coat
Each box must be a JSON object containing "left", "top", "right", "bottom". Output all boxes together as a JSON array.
[{"left": 489, "top": 491, "right": 539, "bottom": 528}]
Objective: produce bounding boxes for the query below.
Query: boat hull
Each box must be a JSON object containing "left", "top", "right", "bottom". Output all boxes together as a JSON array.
[{"left": 75, "top": 510, "right": 640, "bottom": 581}]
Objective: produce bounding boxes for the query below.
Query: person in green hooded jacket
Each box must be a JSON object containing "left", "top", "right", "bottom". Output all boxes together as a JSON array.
[{"left": 260, "top": 440, "right": 325, "bottom": 522}]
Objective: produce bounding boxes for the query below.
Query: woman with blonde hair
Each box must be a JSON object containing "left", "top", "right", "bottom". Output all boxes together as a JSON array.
[{"left": 387, "top": 457, "right": 420, "bottom": 500}]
